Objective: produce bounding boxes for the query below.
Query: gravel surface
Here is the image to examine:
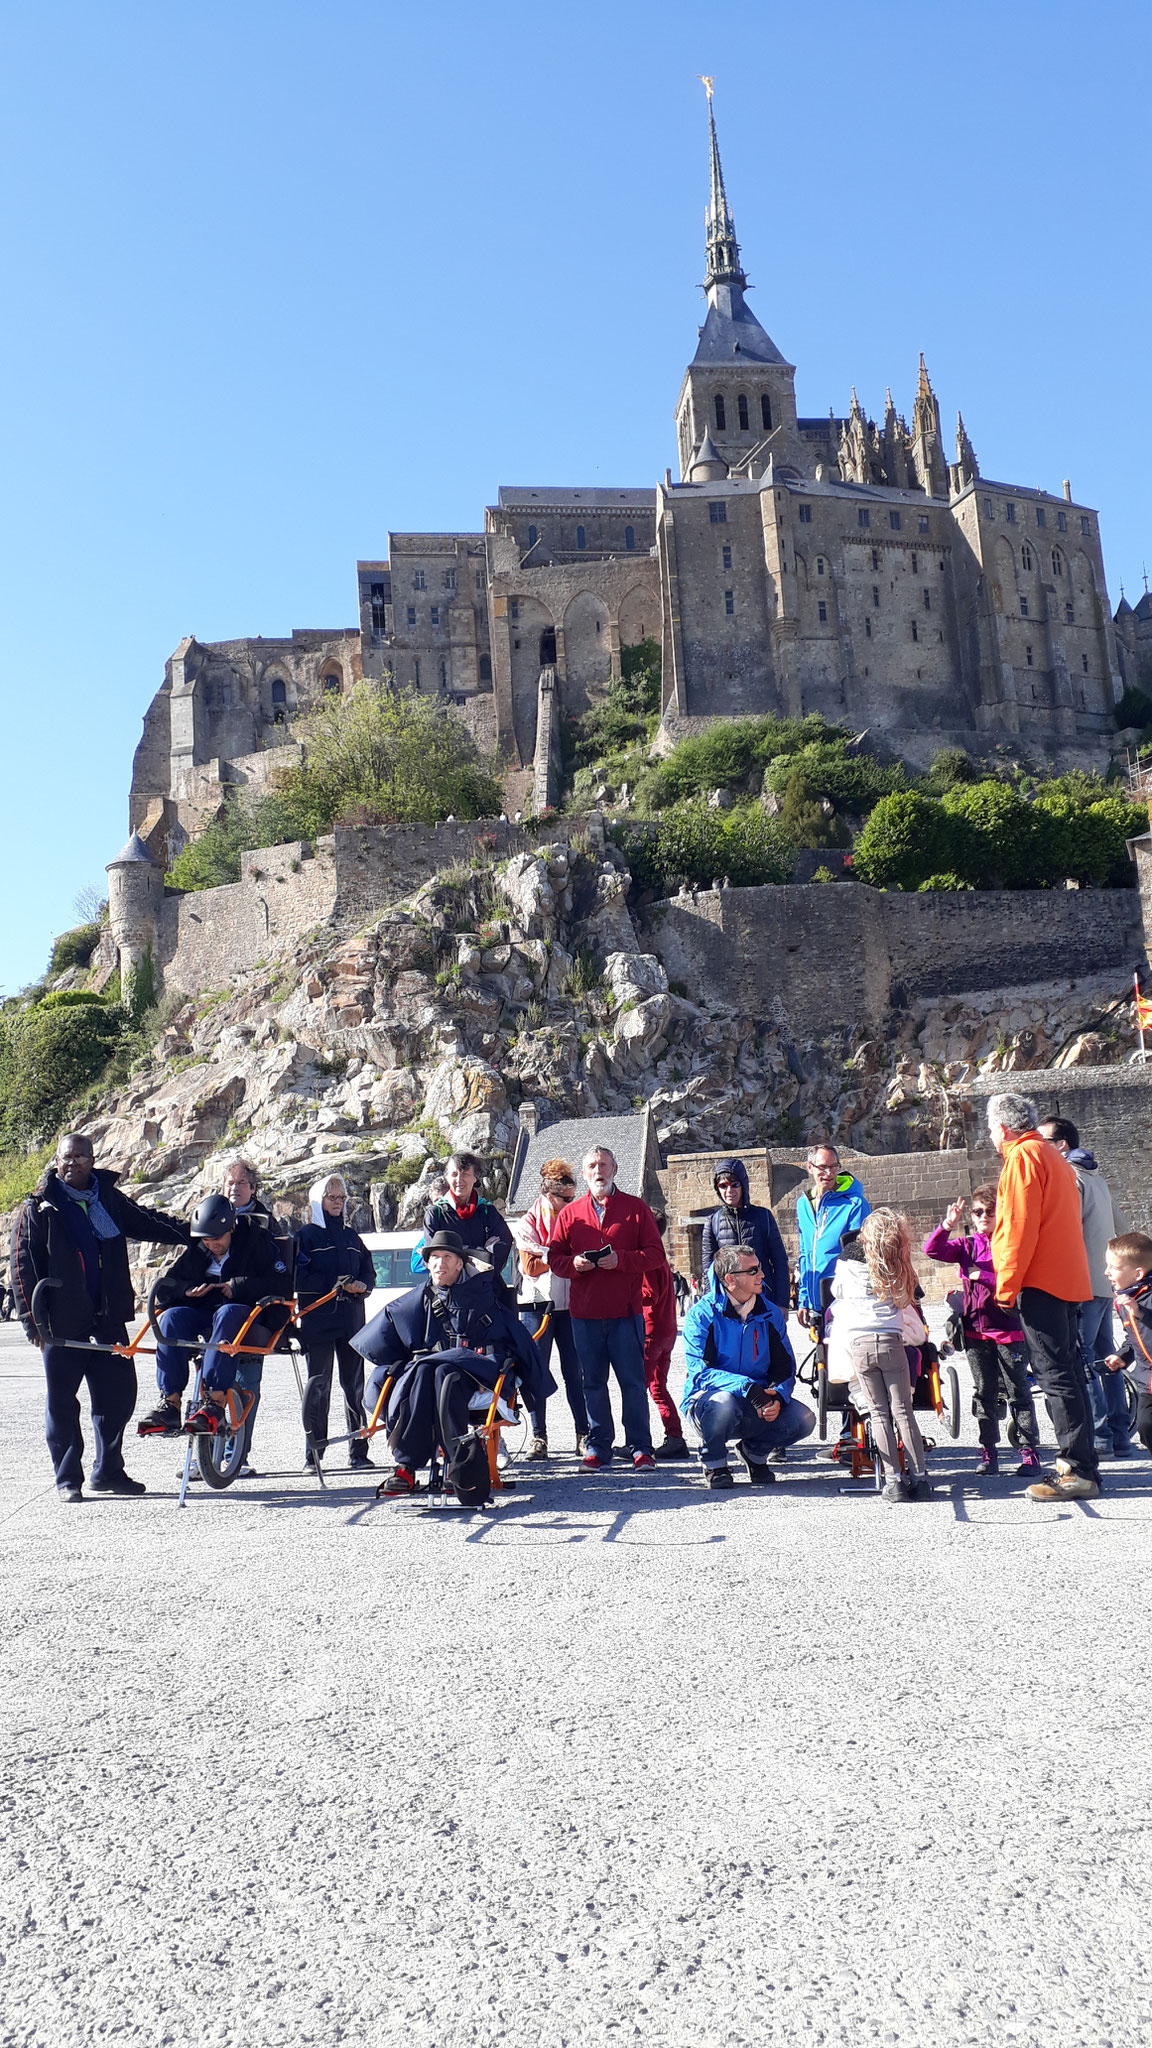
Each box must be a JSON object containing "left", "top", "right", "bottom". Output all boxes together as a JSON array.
[{"left": 3, "top": 1313, "right": 1151, "bottom": 2048}]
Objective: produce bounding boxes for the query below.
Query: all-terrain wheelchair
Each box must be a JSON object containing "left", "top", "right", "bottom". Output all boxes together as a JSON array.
[{"left": 362, "top": 1338, "right": 532, "bottom": 1509}]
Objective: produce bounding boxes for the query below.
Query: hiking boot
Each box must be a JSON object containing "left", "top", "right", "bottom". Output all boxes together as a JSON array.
[
  {"left": 526, "top": 1436, "right": 549, "bottom": 1462},
  {"left": 744, "top": 1462, "right": 776, "bottom": 1487},
  {"left": 380, "top": 1465, "right": 417, "bottom": 1497},
  {"left": 706, "top": 1465, "right": 735, "bottom": 1490},
  {"left": 1014, "top": 1446, "right": 1042, "bottom": 1476},
  {"left": 654, "top": 1436, "right": 690, "bottom": 1460},
  {"left": 137, "top": 1400, "right": 182, "bottom": 1437},
  {"left": 978, "top": 1446, "right": 999, "bottom": 1476},
  {"left": 882, "top": 1478, "right": 912, "bottom": 1503},
  {"left": 89, "top": 1473, "right": 146, "bottom": 1496},
  {"left": 184, "top": 1399, "right": 226, "bottom": 1436},
  {"left": 1027, "top": 1469, "right": 1101, "bottom": 1502},
  {"left": 632, "top": 1451, "right": 656, "bottom": 1470}
]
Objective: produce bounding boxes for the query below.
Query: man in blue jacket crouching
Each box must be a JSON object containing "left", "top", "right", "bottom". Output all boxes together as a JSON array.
[{"left": 682, "top": 1245, "right": 815, "bottom": 1490}]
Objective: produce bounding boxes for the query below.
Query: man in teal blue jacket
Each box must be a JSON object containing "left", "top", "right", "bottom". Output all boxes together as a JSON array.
[
  {"left": 795, "top": 1145, "right": 871, "bottom": 1319},
  {"left": 681, "top": 1246, "right": 815, "bottom": 1489}
]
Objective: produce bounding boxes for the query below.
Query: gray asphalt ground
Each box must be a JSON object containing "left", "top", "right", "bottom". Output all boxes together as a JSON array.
[{"left": 3, "top": 1312, "right": 1151, "bottom": 2048}]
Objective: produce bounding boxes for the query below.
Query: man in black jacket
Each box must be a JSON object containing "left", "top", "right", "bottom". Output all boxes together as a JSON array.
[
  {"left": 354, "top": 1230, "right": 552, "bottom": 1497},
  {"left": 10, "top": 1132, "right": 188, "bottom": 1502},
  {"left": 219, "top": 1157, "right": 292, "bottom": 1472},
  {"left": 699, "top": 1159, "right": 790, "bottom": 1308},
  {"left": 137, "top": 1194, "right": 290, "bottom": 1439}
]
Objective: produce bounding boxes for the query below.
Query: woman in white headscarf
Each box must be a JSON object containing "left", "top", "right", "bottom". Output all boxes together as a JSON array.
[{"left": 296, "top": 1175, "right": 375, "bottom": 1468}]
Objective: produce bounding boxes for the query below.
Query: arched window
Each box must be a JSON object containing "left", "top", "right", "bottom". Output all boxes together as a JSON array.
[
  {"left": 322, "top": 671, "right": 341, "bottom": 693},
  {"left": 625, "top": 526, "right": 635, "bottom": 551},
  {"left": 271, "top": 678, "right": 286, "bottom": 706},
  {"left": 479, "top": 654, "right": 492, "bottom": 683},
  {"left": 1021, "top": 542, "right": 1034, "bottom": 571},
  {"left": 1052, "top": 548, "right": 1063, "bottom": 577},
  {"left": 761, "top": 395, "right": 772, "bottom": 432},
  {"left": 527, "top": 524, "right": 538, "bottom": 546},
  {"left": 576, "top": 525, "right": 586, "bottom": 550},
  {"left": 817, "top": 557, "right": 825, "bottom": 576},
  {"left": 737, "top": 394, "right": 749, "bottom": 430},
  {"left": 714, "top": 394, "right": 726, "bottom": 431}
]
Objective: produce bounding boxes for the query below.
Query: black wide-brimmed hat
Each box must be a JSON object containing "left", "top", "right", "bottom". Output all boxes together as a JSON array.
[{"left": 422, "top": 1229, "right": 467, "bottom": 1262}]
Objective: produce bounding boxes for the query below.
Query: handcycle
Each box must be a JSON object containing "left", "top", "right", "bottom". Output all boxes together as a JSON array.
[{"left": 30, "top": 1272, "right": 371, "bottom": 1507}]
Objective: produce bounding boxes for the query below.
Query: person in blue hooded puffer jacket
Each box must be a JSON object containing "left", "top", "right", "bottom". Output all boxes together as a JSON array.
[
  {"left": 794, "top": 1143, "right": 871, "bottom": 1320},
  {"left": 681, "top": 1245, "right": 815, "bottom": 1489},
  {"left": 699, "top": 1158, "right": 790, "bottom": 1308}
]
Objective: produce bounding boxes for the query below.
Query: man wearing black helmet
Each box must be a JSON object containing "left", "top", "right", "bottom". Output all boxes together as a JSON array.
[{"left": 137, "top": 1193, "right": 290, "bottom": 1438}]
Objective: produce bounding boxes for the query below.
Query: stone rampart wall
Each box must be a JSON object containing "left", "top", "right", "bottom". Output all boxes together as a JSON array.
[
  {"left": 157, "top": 841, "right": 337, "bottom": 996},
  {"left": 648, "top": 883, "right": 1142, "bottom": 1037}
]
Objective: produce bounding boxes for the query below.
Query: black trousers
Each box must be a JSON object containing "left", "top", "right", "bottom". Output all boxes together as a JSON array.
[
  {"left": 384, "top": 1348, "right": 500, "bottom": 1472},
  {"left": 43, "top": 1340, "right": 135, "bottom": 1489},
  {"left": 1130, "top": 1375, "right": 1152, "bottom": 1458},
  {"left": 302, "top": 1338, "right": 368, "bottom": 1462},
  {"left": 964, "top": 1337, "right": 1039, "bottom": 1450},
  {"left": 1017, "top": 1287, "right": 1097, "bottom": 1479}
]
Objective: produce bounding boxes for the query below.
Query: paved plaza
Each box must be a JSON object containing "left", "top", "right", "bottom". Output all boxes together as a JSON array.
[{"left": 3, "top": 1313, "right": 1151, "bottom": 2048}]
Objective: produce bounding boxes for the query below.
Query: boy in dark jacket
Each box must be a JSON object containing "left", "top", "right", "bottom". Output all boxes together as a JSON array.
[
  {"left": 1103, "top": 1232, "right": 1152, "bottom": 1458},
  {"left": 354, "top": 1231, "right": 552, "bottom": 1495},
  {"left": 137, "top": 1194, "right": 290, "bottom": 1437},
  {"left": 700, "top": 1158, "right": 790, "bottom": 1308},
  {"left": 297, "top": 1174, "right": 375, "bottom": 1467},
  {"left": 11, "top": 1132, "right": 189, "bottom": 1501}
]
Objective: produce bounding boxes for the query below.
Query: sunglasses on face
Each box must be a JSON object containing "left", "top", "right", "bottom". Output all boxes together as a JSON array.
[
  {"left": 735, "top": 1263, "right": 762, "bottom": 1276},
  {"left": 971, "top": 1207, "right": 991, "bottom": 1217}
]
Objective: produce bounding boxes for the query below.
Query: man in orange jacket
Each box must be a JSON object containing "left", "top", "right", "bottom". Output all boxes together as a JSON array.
[{"left": 987, "top": 1091, "right": 1098, "bottom": 1501}]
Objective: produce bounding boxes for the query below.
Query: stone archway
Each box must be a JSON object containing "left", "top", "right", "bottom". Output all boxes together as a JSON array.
[{"left": 562, "top": 592, "right": 611, "bottom": 715}]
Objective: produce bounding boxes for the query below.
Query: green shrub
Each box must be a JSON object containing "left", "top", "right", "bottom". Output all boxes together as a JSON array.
[
  {"left": 613, "top": 800, "right": 794, "bottom": 894},
  {"left": 565, "top": 642, "right": 662, "bottom": 775},
  {"left": 776, "top": 771, "right": 850, "bottom": 850},
  {"left": 0, "top": 1000, "right": 123, "bottom": 1149},
  {"left": 39, "top": 990, "right": 106, "bottom": 1011},
  {"left": 0, "top": 1142, "right": 55, "bottom": 1211},
  {"left": 49, "top": 924, "right": 101, "bottom": 974},
  {"left": 1033, "top": 791, "right": 1148, "bottom": 887},
  {"left": 922, "top": 748, "right": 979, "bottom": 792},
  {"left": 918, "top": 873, "right": 975, "bottom": 891},
  {"left": 853, "top": 791, "right": 968, "bottom": 890},
  {"left": 940, "top": 781, "right": 1043, "bottom": 887}
]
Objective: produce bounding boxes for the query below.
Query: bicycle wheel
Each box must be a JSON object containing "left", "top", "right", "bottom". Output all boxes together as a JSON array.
[{"left": 196, "top": 1413, "right": 251, "bottom": 1489}]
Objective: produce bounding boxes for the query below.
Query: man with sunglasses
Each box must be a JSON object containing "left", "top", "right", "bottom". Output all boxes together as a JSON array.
[
  {"left": 681, "top": 1244, "right": 815, "bottom": 1488},
  {"left": 700, "top": 1158, "right": 789, "bottom": 1308},
  {"left": 795, "top": 1145, "right": 870, "bottom": 1323}
]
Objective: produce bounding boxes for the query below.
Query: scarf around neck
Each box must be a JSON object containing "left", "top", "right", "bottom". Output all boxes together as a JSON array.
[{"left": 58, "top": 1175, "right": 121, "bottom": 1240}]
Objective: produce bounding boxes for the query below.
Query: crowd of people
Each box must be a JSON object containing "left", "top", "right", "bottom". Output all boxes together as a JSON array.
[{"left": 9, "top": 1090, "right": 1152, "bottom": 1508}]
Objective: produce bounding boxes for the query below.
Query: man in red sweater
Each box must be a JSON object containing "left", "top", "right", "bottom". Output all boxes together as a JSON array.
[{"left": 548, "top": 1146, "right": 665, "bottom": 1470}]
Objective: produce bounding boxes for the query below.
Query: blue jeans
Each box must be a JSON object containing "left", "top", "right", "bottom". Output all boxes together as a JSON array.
[
  {"left": 686, "top": 1388, "right": 816, "bottom": 1469},
  {"left": 156, "top": 1302, "right": 263, "bottom": 1400},
  {"left": 520, "top": 1306, "right": 588, "bottom": 1440},
  {"left": 571, "top": 1313, "right": 651, "bottom": 1461},
  {"left": 1079, "top": 1296, "right": 1130, "bottom": 1452}
]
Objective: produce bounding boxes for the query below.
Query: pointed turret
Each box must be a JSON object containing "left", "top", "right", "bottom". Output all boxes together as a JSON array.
[
  {"left": 910, "top": 353, "right": 948, "bottom": 498},
  {"left": 688, "top": 428, "right": 728, "bottom": 483},
  {"left": 955, "top": 410, "right": 979, "bottom": 487},
  {"left": 702, "top": 76, "right": 745, "bottom": 290}
]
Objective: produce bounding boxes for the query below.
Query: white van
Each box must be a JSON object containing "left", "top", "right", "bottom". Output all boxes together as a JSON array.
[{"left": 361, "top": 1231, "right": 424, "bottom": 1321}]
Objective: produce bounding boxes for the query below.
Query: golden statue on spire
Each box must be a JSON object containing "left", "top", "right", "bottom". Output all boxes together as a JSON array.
[{"left": 699, "top": 74, "right": 714, "bottom": 100}]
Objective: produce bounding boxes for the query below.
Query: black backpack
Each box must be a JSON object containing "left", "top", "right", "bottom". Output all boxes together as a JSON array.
[{"left": 447, "top": 1428, "right": 492, "bottom": 1508}]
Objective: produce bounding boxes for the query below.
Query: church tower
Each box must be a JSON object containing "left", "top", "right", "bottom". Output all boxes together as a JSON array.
[{"left": 674, "top": 82, "right": 802, "bottom": 480}]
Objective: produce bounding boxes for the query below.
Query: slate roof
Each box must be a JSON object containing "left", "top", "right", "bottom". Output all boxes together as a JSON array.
[
  {"left": 691, "top": 285, "right": 788, "bottom": 368},
  {"left": 107, "top": 832, "right": 155, "bottom": 866},
  {"left": 507, "top": 1112, "right": 655, "bottom": 1212}
]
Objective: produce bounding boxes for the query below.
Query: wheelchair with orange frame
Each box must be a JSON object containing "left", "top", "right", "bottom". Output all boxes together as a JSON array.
[{"left": 359, "top": 1316, "right": 543, "bottom": 1509}]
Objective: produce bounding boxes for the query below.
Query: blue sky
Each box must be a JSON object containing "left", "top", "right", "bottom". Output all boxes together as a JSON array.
[{"left": 1, "top": 0, "right": 1150, "bottom": 991}]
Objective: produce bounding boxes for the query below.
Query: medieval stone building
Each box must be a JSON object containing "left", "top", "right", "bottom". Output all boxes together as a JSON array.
[{"left": 129, "top": 91, "right": 1128, "bottom": 857}]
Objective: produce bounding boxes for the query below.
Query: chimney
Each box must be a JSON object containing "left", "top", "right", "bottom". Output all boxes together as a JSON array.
[
  {"left": 519, "top": 1100, "right": 539, "bottom": 1136},
  {"left": 1063, "top": 479, "right": 1072, "bottom": 502}
]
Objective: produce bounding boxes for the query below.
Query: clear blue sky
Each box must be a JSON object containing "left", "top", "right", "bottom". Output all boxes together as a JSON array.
[{"left": 2, "top": 0, "right": 1149, "bottom": 991}]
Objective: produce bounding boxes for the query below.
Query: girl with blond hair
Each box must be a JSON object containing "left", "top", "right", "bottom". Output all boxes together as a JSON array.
[{"left": 827, "top": 1207, "right": 932, "bottom": 1503}]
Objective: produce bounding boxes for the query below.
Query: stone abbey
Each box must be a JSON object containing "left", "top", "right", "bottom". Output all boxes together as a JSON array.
[{"left": 130, "top": 89, "right": 1152, "bottom": 858}]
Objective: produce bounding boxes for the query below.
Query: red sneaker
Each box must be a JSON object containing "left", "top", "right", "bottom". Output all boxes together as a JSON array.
[
  {"left": 380, "top": 1465, "right": 417, "bottom": 1496},
  {"left": 633, "top": 1451, "right": 656, "bottom": 1470},
  {"left": 582, "top": 1451, "right": 604, "bottom": 1470},
  {"left": 184, "top": 1400, "right": 225, "bottom": 1436}
]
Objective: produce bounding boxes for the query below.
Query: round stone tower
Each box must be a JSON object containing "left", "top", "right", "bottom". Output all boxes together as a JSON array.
[{"left": 106, "top": 832, "right": 163, "bottom": 986}]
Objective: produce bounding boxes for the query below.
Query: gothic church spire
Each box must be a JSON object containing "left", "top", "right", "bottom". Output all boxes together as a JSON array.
[{"left": 700, "top": 77, "right": 747, "bottom": 291}]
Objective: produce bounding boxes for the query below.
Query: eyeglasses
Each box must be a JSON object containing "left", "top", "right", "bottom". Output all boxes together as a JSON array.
[
  {"left": 734, "top": 1263, "right": 762, "bottom": 1276},
  {"left": 809, "top": 1163, "right": 838, "bottom": 1176},
  {"left": 971, "top": 1207, "right": 991, "bottom": 1217}
]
